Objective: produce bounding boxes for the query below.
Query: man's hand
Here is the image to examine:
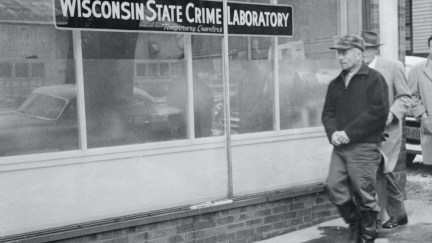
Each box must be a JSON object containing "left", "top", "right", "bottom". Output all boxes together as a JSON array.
[
  {"left": 386, "top": 112, "right": 394, "bottom": 126},
  {"left": 331, "top": 132, "right": 341, "bottom": 146},
  {"left": 331, "top": 131, "right": 350, "bottom": 146},
  {"left": 338, "top": 131, "right": 350, "bottom": 144}
]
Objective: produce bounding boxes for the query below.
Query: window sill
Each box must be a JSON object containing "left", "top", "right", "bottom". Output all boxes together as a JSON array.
[{"left": 0, "top": 127, "right": 326, "bottom": 172}]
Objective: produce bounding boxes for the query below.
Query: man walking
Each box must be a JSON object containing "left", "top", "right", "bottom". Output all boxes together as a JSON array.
[
  {"left": 361, "top": 30, "right": 411, "bottom": 229},
  {"left": 408, "top": 35, "right": 432, "bottom": 165},
  {"left": 322, "top": 34, "right": 389, "bottom": 242}
]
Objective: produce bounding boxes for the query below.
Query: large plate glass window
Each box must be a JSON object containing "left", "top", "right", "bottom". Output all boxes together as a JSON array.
[
  {"left": 81, "top": 31, "right": 188, "bottom": 147},
  {"left": 231, "top": 0, "right": 340, "bottom": 197},
  {"left": 229, "top": 36, "right": 274, "bottom": 134},
  {"left": 190, "top": 35, "right": 225, "bottom": 137},
  {"left": 81, "top": 31, "right": 224, "bottom": 148},
  {"left": 0, "top": 0, "right": 229, "bottom": 236},
  {"left": 0, "top": 2, "right": 78, "bottom": 157},
  {"left": 278, "top": 0, "right": 340, "bottom": 130}
]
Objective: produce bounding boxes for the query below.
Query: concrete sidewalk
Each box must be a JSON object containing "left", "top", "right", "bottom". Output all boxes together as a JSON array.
[{"left": 257, "top": 199, "right": 432, "bottom": 243}]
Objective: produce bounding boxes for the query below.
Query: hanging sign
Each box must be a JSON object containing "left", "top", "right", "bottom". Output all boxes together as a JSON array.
[{"left": 53, "top": 0, "right": 293, "bottom": 36}]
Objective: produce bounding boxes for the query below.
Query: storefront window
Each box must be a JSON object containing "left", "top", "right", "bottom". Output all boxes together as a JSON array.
[
  {"left": 81, "top": 31, "right": 224, "bottom": 148},
  {"left": 81, "top": 31, "right": 182, "bottom": 147},
  {"left": 0, "top": 9, "right": 77, "bottom": 156},
  {"left": 279, "top": 58, "right": 339, "bottom": 129},
  {"left": 192, "top": 36, "right": 224, "bottom": 137},
  {"left": 229, "top": 36, "right": 274, "bottom": 134},
  {"left": 232, "top": 0, "right": 340, "bottom": 197},
  {"left": 278, "top": 0, "right": 340, "bottom": 130}
]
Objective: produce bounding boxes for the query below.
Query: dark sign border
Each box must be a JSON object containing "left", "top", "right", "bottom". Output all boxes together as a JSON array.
[{"left": 53, "top": 0, "right": 293, "bottom": 36}]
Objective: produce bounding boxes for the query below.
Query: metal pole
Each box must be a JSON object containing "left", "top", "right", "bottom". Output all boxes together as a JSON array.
[
  {"left": 185, "top": 34, "right": 195, "bottom": 139},
  {"left": 72, "top": 30, "right": 88, "bottom": 150},
  {"left": 223, "top": 0, "right": 233, "bottom": 199},
  {"left": 271, "top": 1, "right": 280, "bottom": 131}
]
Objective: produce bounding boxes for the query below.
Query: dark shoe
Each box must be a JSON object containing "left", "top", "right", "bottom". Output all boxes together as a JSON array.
[
  {"left": 382, "top": 216, "right": 408, "bottom": 228},
  {"left": 348, "top": 221, "right": 360, "bottom": 243},
  {"left": 359, "top": 211, "right": 379, "bottom": 242}
]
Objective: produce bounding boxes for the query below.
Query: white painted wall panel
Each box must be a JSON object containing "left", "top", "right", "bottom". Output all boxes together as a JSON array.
[
  {"left": 0, "top": 148, "right": 228, "bottom": 236},
  {"left": 232, "top": 133, "right": 331, "bottom": 196},
  {"left": 0, "top": 132, "right": 331, "bottom": 236}
]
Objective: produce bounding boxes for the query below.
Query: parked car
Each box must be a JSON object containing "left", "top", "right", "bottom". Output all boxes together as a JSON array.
[
  {"left": 405, "top": 116, "right": 421, "bottom": 163},
  {"left": 405, "top": 55, "right": 427, "bottom": 75},
  {"left": 0, "top": 84, "right": 183, "bottom": 156},
  {"left": 405, "top": 55, "right": 427, "bottom": 163}
]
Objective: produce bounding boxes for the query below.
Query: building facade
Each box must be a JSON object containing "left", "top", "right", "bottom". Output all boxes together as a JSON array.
[
  {"left": 0, "top": 0, "right": 406, "bottom": 242},
  {"left": 406, "top": 0, "right": 432, "bottom": 56}
]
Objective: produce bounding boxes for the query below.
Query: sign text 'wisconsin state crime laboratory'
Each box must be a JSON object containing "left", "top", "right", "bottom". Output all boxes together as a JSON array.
[{"left": 54, "top": 0, "right": 293, "bottom": 36}]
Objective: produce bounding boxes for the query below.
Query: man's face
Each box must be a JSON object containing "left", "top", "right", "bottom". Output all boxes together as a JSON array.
[
  {"left": 363, "top": 47, "right": 379, "bottom": 65},
  {"left": 337, "top": 48, "right": 362, "bottom": 71}
]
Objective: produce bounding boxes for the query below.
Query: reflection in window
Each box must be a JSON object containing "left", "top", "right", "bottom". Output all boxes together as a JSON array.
[
  {"left": 81, "top": 31, "right": 224, "bottom": 148},
  {"left": 0, "top": 63, "right": 12, "bottom": 77},
  {"left": 279, "top": 60, "right": 337, "bottom": 129},
  {"left": 0, "top": 84, "right": 78, "bottom": 156},
  {"left": 31, "top": 63, "right": 45, "bottom": 77},
  {"left": 190, "top": 71, "right": 215, "bottom": 138},
  {"left": 0, "top": 21, "right": 77, "bottom": 156},
  {"left": 15, "top": 63, "right": 29, "bottom": 77},
  {"left": 237, "top": 61, "right": 273, "bottom": 133},
  {"left": 191, "top": 35, "right": 223, "bottom": 138},
  {"left": 229, "top": 37, "right": 274, "bottom": 134},
  {"left": 18, "top": 93, "right": 66, "bottom": 120},
  {"left": 81, "top": 31, "right": 187, "bottom": 147},
  {"left": 277, "top": 0, "right": 339, "bottom": 130}
]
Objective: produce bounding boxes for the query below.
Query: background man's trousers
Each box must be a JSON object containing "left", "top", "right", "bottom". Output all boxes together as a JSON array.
[{"left": 376, "top": 163, "right": 407, "bottom": 221}]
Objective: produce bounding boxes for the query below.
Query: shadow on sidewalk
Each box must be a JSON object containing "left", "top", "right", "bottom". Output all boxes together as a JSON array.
[
  {"left": 257, "top": 200, "right": 432, "bottom": 243},
  {"left": 301, "top": 223, "right": 432, "bottom": 243},
  {"left": 300, "top": 226, "right": 351, "bottom": 243},
  {"left": 378, "top": 222, "right": 432, "bottom": 242}
]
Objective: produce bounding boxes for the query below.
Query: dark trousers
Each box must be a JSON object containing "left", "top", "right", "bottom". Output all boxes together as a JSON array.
[
  {"left": 326, "top": 143, "right": 381, "bottom": 241},
  {"left": 326, "top": 143, "right": 381, "bottom": 213}
]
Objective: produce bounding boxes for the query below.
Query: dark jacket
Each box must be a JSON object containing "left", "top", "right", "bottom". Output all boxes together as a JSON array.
[{"left": 322, "top": 63, "right": 389, "bottom": 144}]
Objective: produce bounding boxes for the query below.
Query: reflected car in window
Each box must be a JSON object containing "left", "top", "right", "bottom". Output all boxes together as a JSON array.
[
  {"left": 0, "top": 84, "right": 183, "bottom": 156},
  {"left": 0, "top": 85, "right": 78, "bottom": 156}
]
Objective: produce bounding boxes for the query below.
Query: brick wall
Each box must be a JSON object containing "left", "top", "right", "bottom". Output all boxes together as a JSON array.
[
  {"left": 363, "top": 0, "right": 406, "bottom": 61},
  {"left": 12, "top": 191, "right": 337, "bottom": 243},
  {"left": 363, "top": 0, "right": 380, "bottom": 32}
]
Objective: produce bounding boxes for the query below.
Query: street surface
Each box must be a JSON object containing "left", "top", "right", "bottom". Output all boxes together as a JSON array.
[{"left": 258, "top": 160, "right": 432, "bottom": 243}]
